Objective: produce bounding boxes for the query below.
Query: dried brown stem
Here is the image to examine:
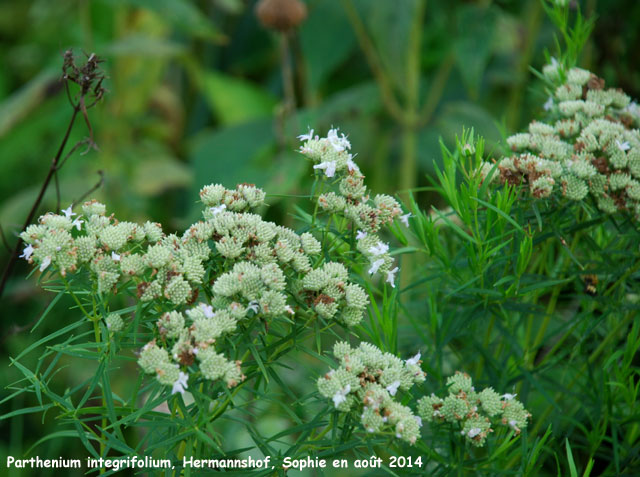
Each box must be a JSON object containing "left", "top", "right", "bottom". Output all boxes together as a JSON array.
[{"left": 0, "top": 51, "right": 105, "bottom": 300}]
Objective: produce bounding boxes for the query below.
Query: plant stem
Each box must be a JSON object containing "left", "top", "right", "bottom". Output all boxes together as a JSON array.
[{"left": 0, "top": 106, "right": 80, "bottom": 299}]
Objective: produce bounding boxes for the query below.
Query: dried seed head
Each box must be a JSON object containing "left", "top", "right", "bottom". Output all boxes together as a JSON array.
[{"left": 255, "top": 0, "right": 307, "bottom": 31}]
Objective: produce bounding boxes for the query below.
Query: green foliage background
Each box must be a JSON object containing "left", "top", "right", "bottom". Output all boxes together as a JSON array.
[{"left": 1, "top": 0, "right": 640, "bottom": 476}]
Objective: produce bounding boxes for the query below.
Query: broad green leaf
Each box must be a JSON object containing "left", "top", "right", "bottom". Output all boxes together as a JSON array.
[
  {"left": 202, "top": 72, "right": 277, "bottom": 125},
  {"left": 132, "top": 157, "right": 192, "bottom": 196}
]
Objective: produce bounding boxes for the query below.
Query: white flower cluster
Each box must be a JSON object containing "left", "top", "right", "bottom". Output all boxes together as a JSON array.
[
  {"left": 317, "top": 341, "right": 426, "bottom": 444},
  {"left": 481, "top": 63, "right": 640, "bottom": 217},
  {"left": 298, "top": 128, "right": 406, "bottom": 287},
  {"left": 416, "top": 371, "right": 531, "bottom": 447},
  {"left": 21, "top": 179, "right": 374, "bottom": 394}
]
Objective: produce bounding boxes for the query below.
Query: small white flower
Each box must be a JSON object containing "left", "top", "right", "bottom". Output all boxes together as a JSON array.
[
  {"left": 332, "top": 384, "right": 351, "bottom": 408},
  {"left": 192, "top": 347, "right": 199, "bottom": 356},
  {"left": 172, "top": 371, "right": 189, "bottom": 395},
  {"left": 62, "top": 205, "right": 76, "bottom": 219},
  {"left": 386, "top": 267, "right": 399, "bottom": 287},
  {"left": 367, "top": 428, "right": 375, "bottom": 433},
  {"left": 210, "top": 204, "right": 227, "bottom": 215},
  {"left": 414, "top": 416, "right": 423, "bottom": 428},
  {"left": 502, "top": 393, "right": 517, "bottom": 401},
  {"left": 20, "top": 244, "right": 34, "bottom": 261},
  {"left": 400, "top": 213, "right": 412, "bottom": 228},
  {"left": 39, "top": 256, "right": 52, "bottom": 272},
  {"left": 327, "top": 128, "right": 350, "bottom": 152},
  {"left": 550, "top": 57, "right": 559, "bottom": 68},
  {"left": 625, "top": 101, "right": 640, "bottom": 117},
  {"left": 543, "top": 96, "right": 554, "bottom": 111},
  {"left": 382, "top": 416, "right": 388, "bottom": 423},
  {"left": 356, "top": 230, "right": 367, "bottom": 240},
  {"left": 405, "top": 352, "right": 421, "bottom": 366},
  {"left": 72, "top": 217, "right": 84, "bottom": 231},
  {"left": 460, "top": 430, "right": 466, "bottom": 435},
  {"left": 285, "top": 305, "right": 294, "bottom": 315},
  {"left": 313, "top": 161, "right": 337, "bottom": 178},
  {"left": 368, "top": 241, "right": 389, "bottom": 256},
  {"left": 467, "top": 427, "right": 482, "bottom": 438},
  {"left": 346, "top": 154, "right": 359, "bottom": 172},
  {"left": 508, "top": 419, "right": 518, "bottom": 430},
  {"left": 386, "top": 380, "right": 401, "bottom": 396},
  {"left": 247, "top": 301, "right": 260, "bottom": 314},
  {"left": 616, "top": 139, "right": 631, "bottom": 152},
  {"left": 199, "top": 303, "right": 215, "bottom": 318},
  {"left": 368, "top": 259, "right": 384, "bottom": 275},
  {"left": 111, "top": 251, "right": 121, "bottom": 261},
  {"left": 297, "top": 127, "right": 314, "bottom": 142}
]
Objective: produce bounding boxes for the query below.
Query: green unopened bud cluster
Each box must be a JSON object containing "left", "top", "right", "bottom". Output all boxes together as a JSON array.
[
  {"left": 417, "top": 371, "right": 531, "bottom": 447},
  {"left": 298, "top": 129, "right": 404, "bottom": 286},
  {"left": 481, "top": 62, "right": 640, "bottom": 217},
  {"left": 138, "top": 303, "right": 244, "bottom": 389},
  {"left": 318, "top": 341, "right": 426, "bottom": 444}
]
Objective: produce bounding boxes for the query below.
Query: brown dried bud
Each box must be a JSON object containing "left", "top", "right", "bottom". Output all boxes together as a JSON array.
[{"left": 255, "top": 0, "right": 307, "bottom": 31}]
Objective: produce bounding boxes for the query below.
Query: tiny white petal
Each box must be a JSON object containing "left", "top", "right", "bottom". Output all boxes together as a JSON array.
[
  {"left": 62, "top": 205, "right": 76, "bottom": 219},
  {"left": 20, "top": 244, "right": 34, "bottom": 261},
  {"left": 247, "top": 301, "right": 260, "bottom": 314},
  {"left": 502, "top": 393, "right": 517, "bottom": 401},
  {"left": 210, "top": 204, "right": 227, "bottom": 215},
  {"left": 386, "top": 267, "right": 399, "bottom": 287},
  {"left": 386, "top": 380, "right": 401, "bottom": 396},
  {"left": 467, "top": 427, "right": 482, "bottom": 438},
  {"left": 616, "top": 140, "right": 631, "bottom": 152},
  {"left": 332, "top": 384, "right": 351, "bottom": 408},
  {"left": 172, "top": 371, "right": 189, "bottom": 395},
  {"left": 346, "top": 154, "right": 359, "bottom": 172},
  {"left": 111, "top": 251, "right": 121, "bottom": 261},
  {"left": 39, "top": 256, "right": 52, "bottom": 272},
  {"left": 72, "top": 217, "right": 84, "bottom": 231},
  {"left": 368, "top": 241, "right": 389, "bottom": 256},
  {"left": 406, "top": 352, "right": 421, "bottom": 366},
  {"left": 356, "top": 230, "right": 367, "bottom": 240},
  {"left": 400, "top": 213, "right": 412, "bottom": 228},
  {"left": 368, "top": 259, "right": 384, "bottom": 275},
  {"left": 543, "top": 97, "right": 554, "bottom": 111},
  {"left": 297, "top": 127, "right": 314, "bottom": 142},
  {"left": 285, "top": 305, "right": 294, "bottom": 315},
  {"left": 199, "top": 303, "right": 215, "bottom": 318}
]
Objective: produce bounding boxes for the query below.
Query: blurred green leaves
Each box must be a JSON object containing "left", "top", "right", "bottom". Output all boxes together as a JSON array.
[
  {"left": 202, "top": 72, "right": 277, "bottom": 125},
  {"left": 453, "top": 4, "right": 498, "bottom": 98}
]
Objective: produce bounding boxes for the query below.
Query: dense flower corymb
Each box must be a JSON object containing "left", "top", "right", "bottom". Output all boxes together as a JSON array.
[
  {"left": 318, "top": 341, "right": 426, "bottom": 444},
  {"left": 481, "top": 63, "right": 640, "bottom": 218},
  {"left": 417, "top": 371, "right": 531, "bottom": 447},
  {"left": 299, "top": 128, "right": 408, "bottom": 287}
]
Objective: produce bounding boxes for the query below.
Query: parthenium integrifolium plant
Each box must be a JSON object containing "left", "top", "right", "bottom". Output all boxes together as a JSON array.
[
  {"left": 481, "top": 61, "right": 640, "bottom": 217},
  {"left": 18, "top": 127, "right": 530, "bottom": 459},
  {"left": 17, "top": 129, "right": 407, "bottom": 423},
  {"left": 317, "top": 342, "right": 531, "bottom": 447}
]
